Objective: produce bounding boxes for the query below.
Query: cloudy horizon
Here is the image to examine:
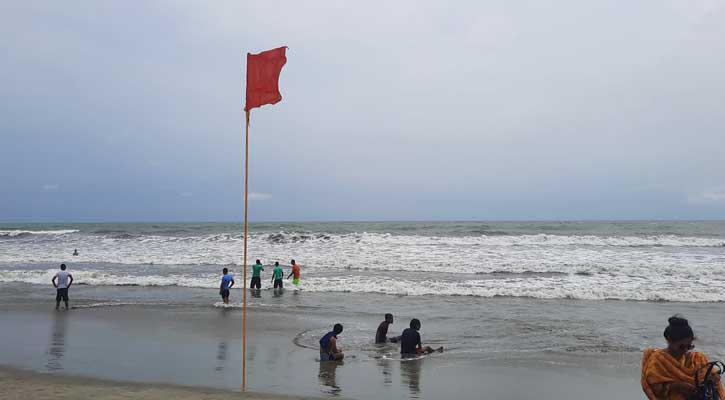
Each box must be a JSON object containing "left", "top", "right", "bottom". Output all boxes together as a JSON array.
[{"left": 1, "top": 1, "right": 724, "bottom": 223}]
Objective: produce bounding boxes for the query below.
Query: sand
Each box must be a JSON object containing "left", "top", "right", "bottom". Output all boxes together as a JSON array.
[{"left": 0, "top": 366, "right": 329, "bottom": 400}]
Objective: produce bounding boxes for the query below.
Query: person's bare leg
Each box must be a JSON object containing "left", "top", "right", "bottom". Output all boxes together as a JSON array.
[{"left": 423, "top": 346, "right": 443, "bottom": 354}]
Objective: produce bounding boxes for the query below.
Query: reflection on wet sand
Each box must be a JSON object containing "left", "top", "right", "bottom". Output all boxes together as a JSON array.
[
  {"left": 215, "top": 341, "right": 228, "bottom": 372},
  {"left": 318, "top": 361, "right": 342, "bottom": 396},
  {"left": 373, "top": 345, "right": 394, "bottom": 386},
  {"left": 400, "top": 358, "right": 422, "bottom": 398},
  {"left": 46, "top": 313, "right": 67, "bottom": 371},
  {"left": 215, "top": 308, "right": 230, "bottom": 372},
  {"left": 251, "top": 289, "right": 262, "bottom": 299}
]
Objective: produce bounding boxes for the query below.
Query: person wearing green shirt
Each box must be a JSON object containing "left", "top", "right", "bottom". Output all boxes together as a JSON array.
[
  {"left": 272, "top": 261, "right": 284, "bottom": 290},
  {"left": 251, "top": 259, "right": 264, "bottom": 290}
]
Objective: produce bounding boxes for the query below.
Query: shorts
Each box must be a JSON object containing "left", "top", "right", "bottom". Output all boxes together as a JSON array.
[
  {"left": 274, "top": 279, "right": 283, "bottom": 289},
  {"left": 220, "top": 289, "right": 230, "bottom": 299},
  {"left": 56, "top": 288, "right": 69, "bottom": 302},
  {"left": 320, "top": 353, "right": 335, "bottom": 362},
  {"left": 250, "top": 276, "right": 261, "bottom": 289},
  {"left": 292, "top": 278, "right": 300, "bottom": 286}
]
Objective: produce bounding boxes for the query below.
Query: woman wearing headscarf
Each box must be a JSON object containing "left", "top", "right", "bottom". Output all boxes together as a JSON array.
[{"left": 641, "top": 315, "right": 724, "bottom": 399}]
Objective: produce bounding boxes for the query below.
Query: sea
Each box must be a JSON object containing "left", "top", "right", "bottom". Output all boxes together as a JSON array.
[
  {"left": 1, "top": 221, "right": 725, "bottom": 302},
  {"left": 2, "top": 221, "right": 725, "bottom": 398}
]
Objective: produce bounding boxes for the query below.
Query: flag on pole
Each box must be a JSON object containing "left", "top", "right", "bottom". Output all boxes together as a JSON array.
[
  {"left": 241, "top": 45, "right": 287, "bottom": 392},
  {"left": 245, "top": 46, "right": 288, "bottom": 112}
]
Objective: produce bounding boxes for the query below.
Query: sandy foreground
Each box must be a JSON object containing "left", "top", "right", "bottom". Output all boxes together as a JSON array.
[{"left": 0, "top": 366, "right": 329, "bottom": 400}]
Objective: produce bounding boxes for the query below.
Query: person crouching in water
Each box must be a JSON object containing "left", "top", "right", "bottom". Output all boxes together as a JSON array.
[
  {"left": 641, "top": 315, "right": 724, "bottom": 399},
  {"left": 400, "top": 318, "right": 443, "bottom": 357},
  {"left": 376, "top": 313, "right": 401, "bottom": 344},
  {"left": 319, "top": 323, "right": 344, "bottom": 362}
]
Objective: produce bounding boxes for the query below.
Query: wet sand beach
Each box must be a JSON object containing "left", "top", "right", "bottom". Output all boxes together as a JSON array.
[
  {"left": 5, "top": 283, "right": 725, "bottom": 399},
  {"left": 0, "top": 366, "right": 325, "bottom": 400}
]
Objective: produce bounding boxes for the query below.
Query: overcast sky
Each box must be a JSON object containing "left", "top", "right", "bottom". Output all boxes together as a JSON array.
[{"left": 1, "top": 1, "right": 724, "bottom": 222}]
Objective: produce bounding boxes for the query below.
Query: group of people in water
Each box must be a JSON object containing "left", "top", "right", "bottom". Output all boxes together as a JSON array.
[
  {"left": 218, "top": 259, "right": 301, "bottom": 304},
  {"left": 50, "top": 258, "right": 302, "bottom": 308},
  {"left": 48, "top": 262, "right": 725, "bottom": 399},
  {"left": 318, "top": 314, "right": 444, "bottom": 362}
]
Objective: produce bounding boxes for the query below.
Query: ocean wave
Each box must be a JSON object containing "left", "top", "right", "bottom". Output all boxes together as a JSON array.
[
  {"left": 3, "top": 269, "right": 725, "bottom": 302},
  {"left": 71, "top": 301, "right": 157, "bottom": 309},
  {"left": 0, "top": 229, "right": 79, "bottom": 238}
]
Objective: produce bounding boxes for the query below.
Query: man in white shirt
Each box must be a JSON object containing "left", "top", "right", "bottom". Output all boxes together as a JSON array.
[{"left": 52, "top": 264, "right": 74, "bottom": 310}]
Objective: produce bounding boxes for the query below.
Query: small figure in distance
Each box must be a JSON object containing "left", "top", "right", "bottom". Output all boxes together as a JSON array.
[
  {"left": 52, "top": 263, "right": 74, "bottom": 310},
  {"left": 376, "top": 313, "right": 401, "bottom": 344},
  {"left": 287, "top": 259, "right": 301, "bottom": 288},
  {"left": 400, "top": 318, "right": 443, "bottom": 357},
  {"left": 319, "top": 323, "right": 344, "bottom": 362},
  {"left": 219, "top": 267, "right": 235, "bottom": 304},
  {"left": 251, "top": 259, "right": 264, "bottom": 290},
  {"left": 271, "top": 261, "right": 284, "bottom": 291},
  {"left": 641, "top": 315, "right": 724, "bottom": 399},
  {"left": 72, "top": 249, "right": 78, "bottom": 256}
]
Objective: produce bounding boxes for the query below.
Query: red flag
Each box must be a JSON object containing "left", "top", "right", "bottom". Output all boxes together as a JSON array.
[{"left": 244, "top": 47, "right": 287, "bottom": 112}]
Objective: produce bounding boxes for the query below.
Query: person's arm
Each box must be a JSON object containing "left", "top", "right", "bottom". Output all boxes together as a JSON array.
[
  {"left": 52, "top": 275, "right": 58, "bottom": 288},
  {"left": 287, "top": 271, "right": 293, "bottom": 279},
  {"left": 416, "top": 332, "right": 423, "bottom": 352},
  {"left": 228, "top": 279, "right": 235, "bottom": 289},
  {"left": 220, "top": 279, "right": 224, "bottom": 291},
  {"left": 67, "top": 274, "right": 74, "bottom": 288},
  {"left": 331, "top": 337, "right": 339, "bottom": 353}
]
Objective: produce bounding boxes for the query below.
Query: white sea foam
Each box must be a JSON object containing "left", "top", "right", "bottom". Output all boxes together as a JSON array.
[
  {"left": 3, "top": 269, "right": 725, "bottom": 302},
  {"left": 0, "top": 229, "right": 79, "bottom": 237},
  {"left": 2, "top": 227, "right": 724, "bottom": 302}
]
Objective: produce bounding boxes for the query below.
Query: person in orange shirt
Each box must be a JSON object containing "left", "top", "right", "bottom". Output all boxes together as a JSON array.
[
  {"left": 641, "top": 315, "right": 724, "bottom": 399},
  {"left": 287, "top": 259, "right": 301, "bottom": 287}
]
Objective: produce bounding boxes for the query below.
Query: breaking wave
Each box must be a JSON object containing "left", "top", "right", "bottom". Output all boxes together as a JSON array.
[
  {"left": 0, "top": 229, "right": 79, "bottom": 238},
  {"left": 3, "top": 269, "right": 725, "bottom": 302}
]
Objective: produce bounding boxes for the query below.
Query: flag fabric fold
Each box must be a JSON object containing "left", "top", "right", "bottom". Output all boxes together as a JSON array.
[{"left": 244, "top": 46, "right": 287, "bottom": 112}]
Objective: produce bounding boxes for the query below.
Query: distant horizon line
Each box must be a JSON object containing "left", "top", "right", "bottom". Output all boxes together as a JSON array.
[{"left": 2, "top": 218, "right": 724, "bottom": 224}]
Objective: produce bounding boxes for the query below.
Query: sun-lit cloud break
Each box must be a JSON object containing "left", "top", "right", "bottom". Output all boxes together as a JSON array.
[
  {"left": 248, "top": 192, "right": 272, "bottom": 201},
  {"left": 687, "top": 188, "right": 725, "bottom": 204}
]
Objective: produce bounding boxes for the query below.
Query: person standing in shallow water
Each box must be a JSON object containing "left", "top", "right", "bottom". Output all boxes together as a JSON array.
[
  {"left": 271, "top": 262, "right": 284, "bottom": 290},
  {"left": 219, "top": 268, "right": 235, "bottom": 304},
  {"left": 287, "top": 259, "right": 300, "bottom": 287},
  {"left": 251, "top": 259, "right": 264, "bottom": 290},
  {"left": 641, "top": 315, "right": 724, "bottom": 399},
  {"left": 52, "top": 263, "right": 73, "bottom": 310}
]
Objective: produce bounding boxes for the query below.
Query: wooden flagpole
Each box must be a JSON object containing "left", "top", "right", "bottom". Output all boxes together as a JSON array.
[{"left": 242, "top": 110, "right": 250, "bottom": 392}]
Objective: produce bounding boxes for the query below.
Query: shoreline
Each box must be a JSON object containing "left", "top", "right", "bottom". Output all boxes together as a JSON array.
[{"left": 0, "top": 365, "right": 329, "bottom": 400}]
